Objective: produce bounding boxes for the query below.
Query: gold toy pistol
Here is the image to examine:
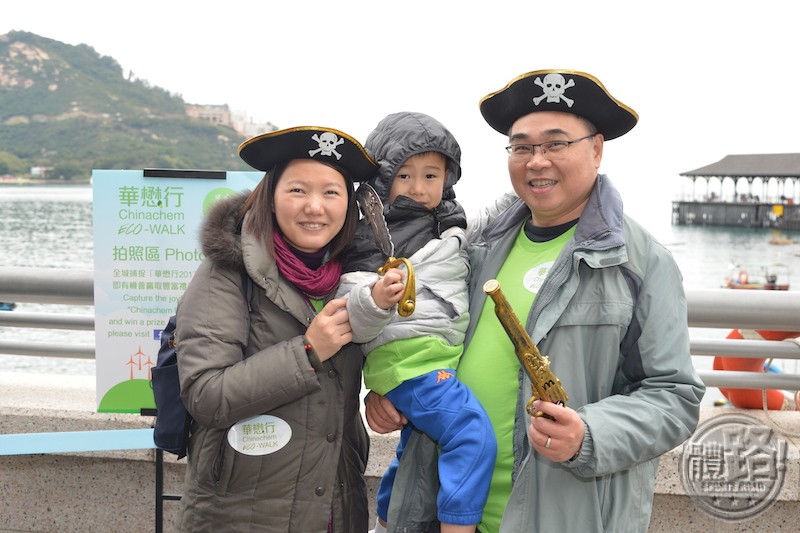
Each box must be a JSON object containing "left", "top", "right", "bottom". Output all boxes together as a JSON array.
[{"left": 483, "top": 279, "right": 568, "bottom": 417}]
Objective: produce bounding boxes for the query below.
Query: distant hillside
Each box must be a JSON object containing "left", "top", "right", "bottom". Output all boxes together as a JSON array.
[{"left": 0, "top": 31, "right": 254, "bottom": 181}]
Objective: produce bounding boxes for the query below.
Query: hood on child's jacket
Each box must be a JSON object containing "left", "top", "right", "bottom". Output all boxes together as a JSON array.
[
  {"left": 344, "top": 112, "right": 466, "bottom": 273},
  {"left": 364, "top": 111, "right": 462, "bottom": 203}
]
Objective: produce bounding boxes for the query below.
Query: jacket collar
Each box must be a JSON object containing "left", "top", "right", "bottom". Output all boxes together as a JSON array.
[
  {"left": 482, "top": 174, "right": 625, "bottom": 253},
  {"left": 573, "top": 174, "right": 625, "bottom": 251}
]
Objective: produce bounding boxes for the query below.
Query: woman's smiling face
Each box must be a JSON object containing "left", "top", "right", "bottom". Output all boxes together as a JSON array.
[{"left": 273, "top": 159, "right": 349, "bottom": 252}]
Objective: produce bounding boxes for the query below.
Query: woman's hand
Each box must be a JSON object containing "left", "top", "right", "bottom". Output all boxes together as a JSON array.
[
  {"left": 364, "top": 391, "right": 407, "bottom": 433},
  {"left": 371, "top": 268, "right": 405, "bottom": 310},
  {"left": 304, "top": 297, "right": 351, "bottom": 362}
]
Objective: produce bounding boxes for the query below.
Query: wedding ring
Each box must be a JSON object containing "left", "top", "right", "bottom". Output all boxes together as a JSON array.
[{"left": 545, "top": 436, "right": 552, "bottom": 449}]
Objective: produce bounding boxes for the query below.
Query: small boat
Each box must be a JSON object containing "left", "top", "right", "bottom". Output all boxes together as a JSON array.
[
  {"left": 0, "top": 302, "right": 17, "bottom": 311},
  {"left": 768, "top": 230, "right": 795, "bottom": 245},
  {"left": 721, "top": 262, "right": 790, "bottom": 290}
]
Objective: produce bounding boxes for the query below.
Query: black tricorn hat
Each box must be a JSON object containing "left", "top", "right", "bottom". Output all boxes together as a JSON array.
[
  {"left": 479, "top": 69, "right": 639, "bottom": 140},
  {"left": 238, "top": 126, "right": 377, "bottom": 181}
]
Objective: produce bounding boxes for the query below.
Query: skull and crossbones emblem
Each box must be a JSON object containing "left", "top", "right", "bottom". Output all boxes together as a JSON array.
[
  {"left": 533, "top": 74, "right": 575, "bottom": 107},
  {"left": 309, "top": 132, "right": 344, "bottom": 160}
]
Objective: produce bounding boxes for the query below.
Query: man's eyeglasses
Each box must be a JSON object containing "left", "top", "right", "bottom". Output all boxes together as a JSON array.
[{"left": 505, "top": 133, "right": 597, "bottom": 162}]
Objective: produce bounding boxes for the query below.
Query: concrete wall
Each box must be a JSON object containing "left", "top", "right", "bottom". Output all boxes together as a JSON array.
[{"left": 1, "top": 372, "right": 798, "bottom": 532}]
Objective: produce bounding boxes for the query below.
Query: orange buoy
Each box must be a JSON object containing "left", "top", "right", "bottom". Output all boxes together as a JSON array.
[{"left": 713, "top": 329, "right": 800, "bottom": 409}]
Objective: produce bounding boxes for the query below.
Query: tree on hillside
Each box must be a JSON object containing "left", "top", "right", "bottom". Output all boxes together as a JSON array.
[
  {"left": 0, "top": 151, "right": 27, "bottom": 176},
  {"left": 51, "top": 161, "right": 86, "bottom": 180}
]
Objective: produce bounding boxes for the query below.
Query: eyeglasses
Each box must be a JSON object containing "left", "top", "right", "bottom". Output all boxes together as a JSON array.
[{"left": 505, "top": 133, "right": 597, "bottom": 162}]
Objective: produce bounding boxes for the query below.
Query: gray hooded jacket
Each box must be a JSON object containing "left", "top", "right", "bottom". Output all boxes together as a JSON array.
[{"left": 339, "top": 111, "right": 469, "bottom": 371}]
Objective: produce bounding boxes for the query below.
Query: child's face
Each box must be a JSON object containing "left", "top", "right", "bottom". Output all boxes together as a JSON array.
[{"left": 388, "top": 152, "right": 447, "bottom": 209}]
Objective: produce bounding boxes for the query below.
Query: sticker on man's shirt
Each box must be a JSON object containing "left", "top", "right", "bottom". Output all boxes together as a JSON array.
[
  {"left": 227, "top": 414, "right": 292, "bottom": 455},
  {"left": 523, "top": 261, "right": 554, "bottom": 294}
]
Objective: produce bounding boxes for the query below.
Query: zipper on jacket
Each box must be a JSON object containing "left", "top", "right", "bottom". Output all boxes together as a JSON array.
[{"left": 212, "top": 434, "right": 226, "bottom": 484}]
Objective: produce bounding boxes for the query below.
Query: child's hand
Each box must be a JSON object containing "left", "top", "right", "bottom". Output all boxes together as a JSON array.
[{"left": 371, "top": 268, "right": 405, "bottom": 310}]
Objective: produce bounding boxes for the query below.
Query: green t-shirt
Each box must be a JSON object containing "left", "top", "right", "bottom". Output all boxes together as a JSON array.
[{"left": 457, "top": 223, "right": 575, "bottom": 533}]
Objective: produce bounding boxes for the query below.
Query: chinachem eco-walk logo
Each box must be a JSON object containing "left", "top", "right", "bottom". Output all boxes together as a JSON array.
[{"left": 681, "top": 413, "right": 789, "bottom": 521}]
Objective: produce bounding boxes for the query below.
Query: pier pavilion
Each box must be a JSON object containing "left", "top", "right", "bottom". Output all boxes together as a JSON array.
[{"left": 672, "top": 153, "right": 800, "bottom": 230}]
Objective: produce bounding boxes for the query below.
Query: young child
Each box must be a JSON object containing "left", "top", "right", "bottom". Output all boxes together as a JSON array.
[{"left": 338, "top": 111, "right": 496, "bottom": 533}]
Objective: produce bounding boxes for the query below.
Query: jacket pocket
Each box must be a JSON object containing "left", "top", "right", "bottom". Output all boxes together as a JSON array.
[
  {"left": 554, "top": 299, "right": 632, "bottom": 328},
  {"left": 211, "top": 432, "right": 235, "bottom": 494},
  {"left": 543, "top": 301, "right": 634, "bottom": 405}
]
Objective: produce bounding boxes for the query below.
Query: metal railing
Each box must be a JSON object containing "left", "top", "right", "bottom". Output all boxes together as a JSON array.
[{"left": 2, "top": 266, "right": 800, "bottom": 391}]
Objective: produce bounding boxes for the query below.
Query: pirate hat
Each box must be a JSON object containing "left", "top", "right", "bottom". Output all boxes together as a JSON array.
[
  {"left": 238, "top": 126, "right": 377, "bottom": 181},
  {"left": 479, "top": 69, "right": 638, "bottom": 140}
]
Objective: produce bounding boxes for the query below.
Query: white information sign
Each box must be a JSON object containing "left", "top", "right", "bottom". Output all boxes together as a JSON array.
[{"left": 91, "top": 169, "right": 263, "bottom": 412}]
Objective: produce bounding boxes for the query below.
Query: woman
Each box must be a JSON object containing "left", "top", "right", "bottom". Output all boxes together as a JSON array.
[{"left": 174, "top": 126, "right": 377, "bottom": 532}]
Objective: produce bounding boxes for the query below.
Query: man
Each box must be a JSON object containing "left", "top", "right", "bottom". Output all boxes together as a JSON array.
[{"left": 366, "top": 69, "right": 705, "bottom": 532}]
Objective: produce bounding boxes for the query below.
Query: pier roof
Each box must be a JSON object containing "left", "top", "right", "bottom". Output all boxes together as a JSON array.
[{"left": 680, "top": 153, "right": 800, "bottom": 179}]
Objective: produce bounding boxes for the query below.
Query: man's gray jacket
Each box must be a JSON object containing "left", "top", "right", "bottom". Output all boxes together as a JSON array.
[{"left": 389, "top": 175, "right": 705, "bottom": 532}]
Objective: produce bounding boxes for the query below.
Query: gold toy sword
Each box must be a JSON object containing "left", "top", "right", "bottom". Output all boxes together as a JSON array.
[
  {"left": 355, "top": 183, "right": 416, "bottom": 317},
  {"left": 483, "top": 279, "right": 568, "bottom": 417}
]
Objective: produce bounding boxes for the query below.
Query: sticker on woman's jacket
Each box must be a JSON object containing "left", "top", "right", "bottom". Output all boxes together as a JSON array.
[{"left": 227, "top": 415, "right": 292, "bottom": 455}]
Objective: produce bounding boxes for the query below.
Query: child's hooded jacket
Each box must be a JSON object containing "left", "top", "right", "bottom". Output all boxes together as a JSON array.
[
  {"left": 338, "top": 112, "right": 470, "bottom": 388},
  {"left": 344, "top": 111, "right": 467, "bottom": 272}
]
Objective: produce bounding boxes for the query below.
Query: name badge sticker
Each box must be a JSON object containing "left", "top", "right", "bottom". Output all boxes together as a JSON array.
[
  {"left": 227, "top": 414, "right": 292, "bottom": 456},
  {"left": 523, "top": 261, "right": 554, "bottom": 294}
]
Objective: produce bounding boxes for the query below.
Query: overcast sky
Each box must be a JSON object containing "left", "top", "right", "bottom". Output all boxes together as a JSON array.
[{"left": 5, "top": 1, "right": 799, "bottom": 238}]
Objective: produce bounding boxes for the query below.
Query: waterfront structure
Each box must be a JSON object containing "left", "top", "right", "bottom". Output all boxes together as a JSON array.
[
  {"left": 185, "top": 103, "right": 278, "bottom": 138},
  {"left": 673, "top": 153, "right": 800, "bottom": 230}
]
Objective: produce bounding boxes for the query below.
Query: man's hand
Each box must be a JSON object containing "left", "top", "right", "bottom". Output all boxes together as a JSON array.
[
  {"left": 304, "top": 298, "right": 351, "bottom": 362},
  {"left": 528, "top": 400, "right": 585, "bottom": 462},
  {"left": 364, "top": 391, "right": 408, "bottom": 433},
  {"left": 371, "top": 268, "right": 405, "bottom": 310}
]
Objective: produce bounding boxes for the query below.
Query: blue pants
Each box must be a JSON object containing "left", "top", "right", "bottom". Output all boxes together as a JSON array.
[{"left": 376, "top": 369, "right": 496, "bottom": 526}]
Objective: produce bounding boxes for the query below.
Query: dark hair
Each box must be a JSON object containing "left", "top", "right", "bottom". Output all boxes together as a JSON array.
[
  {"left": 577, "top": 116, "right": 599, "bottom": 136},
  {"left": 239, "top": 159, "right": 359, "bottom": 260}
]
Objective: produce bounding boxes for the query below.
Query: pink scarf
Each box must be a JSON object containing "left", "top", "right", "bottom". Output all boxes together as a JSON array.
[{"left": 272, "top": 230, "right": 342, "bottom": 299}]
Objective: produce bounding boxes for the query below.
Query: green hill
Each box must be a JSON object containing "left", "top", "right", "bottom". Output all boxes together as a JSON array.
[{"left": 0, "top": 31, "right": 254, "bottom": 180}]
